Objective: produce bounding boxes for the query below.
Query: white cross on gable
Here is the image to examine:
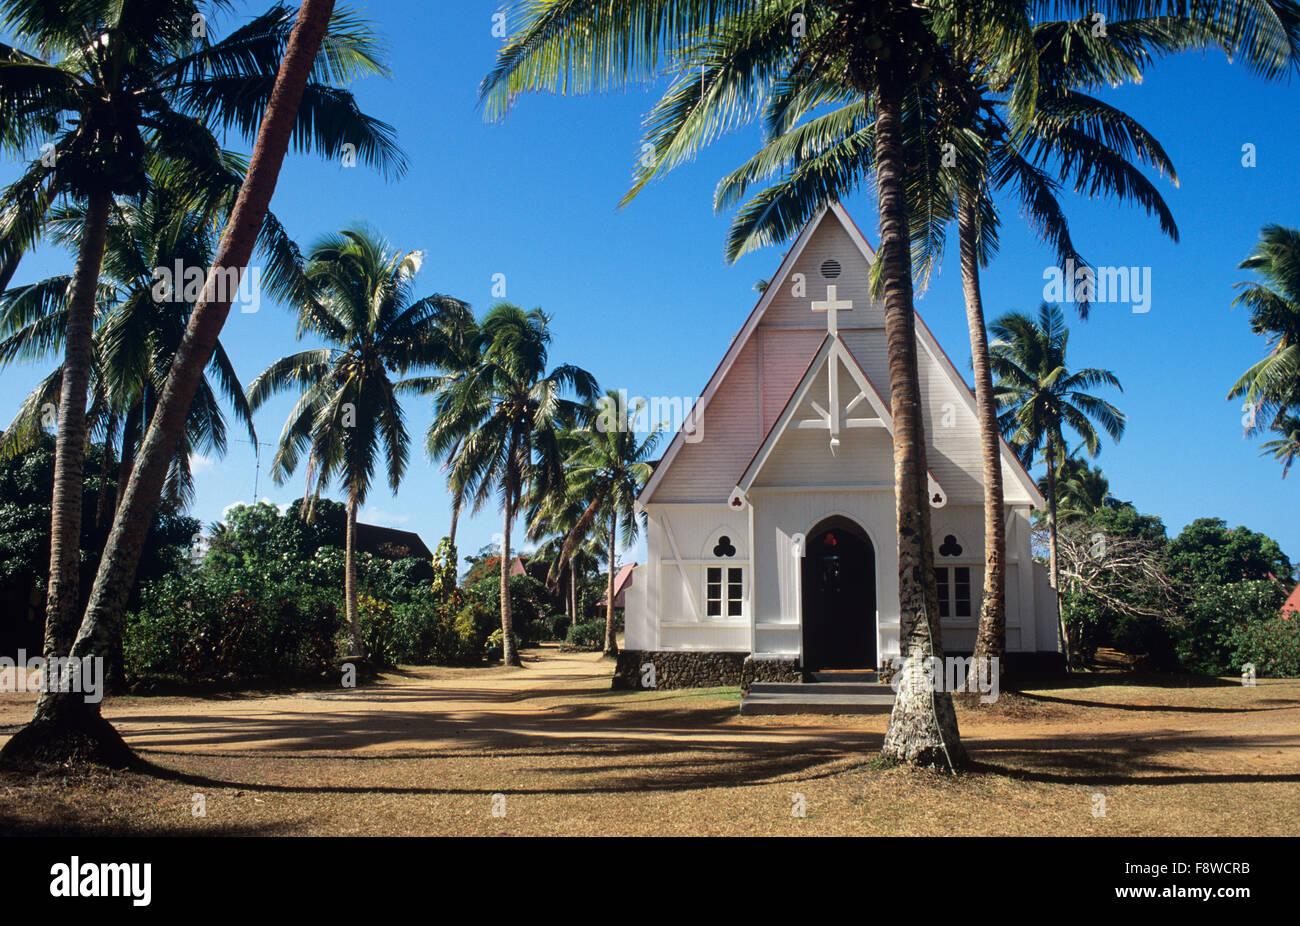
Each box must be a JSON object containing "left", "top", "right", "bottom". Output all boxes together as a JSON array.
[{"left": 811, "top": 284, "right": 852, "bottom": 336}]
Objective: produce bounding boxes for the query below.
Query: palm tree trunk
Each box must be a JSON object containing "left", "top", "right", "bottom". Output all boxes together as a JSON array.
[
  {"left": 0, "top": 0, "right": 339, "bottom": 768},
  {"left": 604, "top": 508, "right": 618, "bottom": 656},
  {"left": 570, "top": 558, "right": 578, "bottom": 622},
  {"left": 344, "top": 485, "right": 363, "bottom": 658},
  {"left": 500, "top": 501, "right": 520, "bottom": 666},
  {"left": 958, "top": 193, "right": 1006, "bottom": 689},
  {"left": 1046, "top": 435, "right": 1068, "bottom": 668},
  {"left": 114, "top": 403, "right": 141, "bottom": 514},
  {"left": 94, "top": 414, "right": 119, "bottom": 529},
  {"left": 41, "top": 189, "right": 112, "bottom": 666},
  {"left": 547, "top": 495, "right": 600, "bottom": 594},
  {"left": 872, "top": 70, "right": 965, "bottom": 771},
  {"left": 448, "top": 495, "right": 460, "bottom": 549}
]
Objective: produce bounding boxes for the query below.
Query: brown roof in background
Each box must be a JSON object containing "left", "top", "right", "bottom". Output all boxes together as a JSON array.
[{"left": 354, "top": 523, "right": 433, "bottom": 561}]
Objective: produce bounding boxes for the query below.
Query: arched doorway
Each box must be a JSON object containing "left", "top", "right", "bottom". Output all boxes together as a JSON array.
[{"left": 801, "top": 516, "right": 877, "bottom": 670}]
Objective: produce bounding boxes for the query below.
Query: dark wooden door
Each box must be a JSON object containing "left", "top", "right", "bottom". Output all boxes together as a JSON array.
[{"left": 801, "top": 525, "right": 876, "bottom": 670}]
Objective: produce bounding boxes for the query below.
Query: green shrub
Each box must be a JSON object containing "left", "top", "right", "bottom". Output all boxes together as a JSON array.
[
  {"left": 547, "top": 614, "right": 571, "bottom": 640},
  {"left": 1230, "top": 616, "right": 1300, "bottom": 678},
  {"left": 1177, "top": 580, "right": 1287, "bottom": 675},
  {"left": 124, "top": 569, "right": 338, "bottom": 684},
  {"left": 466, "top": 573, "right": 552, "bottom": 644},
  {"left": 383, "top": 596, "right": 487, "bottom": 665},
  {"left": 356, "top": 595, "right": 399, "bottom": 669},
  {"left": 486, "top": 628, "right": 523, "bottom": 661},
  {"left": 453, "top": 599, "right": 499, "bottom": 662},
  {"left": 566, "top": 618, "right": 605, "bottom": 650}
]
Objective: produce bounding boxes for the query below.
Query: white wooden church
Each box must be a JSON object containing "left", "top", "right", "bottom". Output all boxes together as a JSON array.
[{"left": 621, "top": 203, "right": 1060, "bottom": 684}]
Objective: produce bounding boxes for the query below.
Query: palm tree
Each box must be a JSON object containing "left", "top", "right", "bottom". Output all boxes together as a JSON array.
[
  {"left": 1052, "top": 456, "right": 1116, "bottom": 520},
  {"left": 561, "top": 393, "right": 661, "bottom": 655},
  {"left": 0, "top": 0, "right": 377, "bottom": 767},
  {"left": 0, "top": 184, "right": 280, "bottom": 681},
  {"left": 1228, "top": 224, "right": 1300, "bottom": 445},
  {"left": 422, "top": 307, "right": 480, "bottom": 551},
  {"left": 989, "top": 303, "right": 1125, "bottom": 663},
  {"left": 669, "top": 13, "right": 1196, "bottom": 685},
  {"left": 0, "top": 0, "right": 400, "bottom": 684},
  {"left": 524, "top": 465, "right": 589, "bottom": 621},
  {"left": 1259, "top": 412, "right": 1300, "bottom": 478},
  {"left": 424, "top": 304, "right": 596, "bottom": 667},
  {"left": 247, "top": 225, "right": 469, "bottom": 659},
  {"left": 0, "top": 177, "right": 304, "bottom": 508}
]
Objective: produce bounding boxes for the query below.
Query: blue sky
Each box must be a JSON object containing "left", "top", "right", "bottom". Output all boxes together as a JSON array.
[{"left": 2, "top": 2, "right": 1297, "bottom": 570}]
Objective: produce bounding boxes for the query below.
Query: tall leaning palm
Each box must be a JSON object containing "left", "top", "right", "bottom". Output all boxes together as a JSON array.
[
  {"left": 424, "top": 304, "right": 596, "bottom": 667},
  {"left": 2, "top": 0, "right": 354, "bottom": 767},
  {"left": 247, "top": 226, "right": 469, "bottom": 658},
  {"left": 0, "top": 181, "right": 277, "bottom": 514},
  {"left": 0, "top": 0, "right": 400, "bottom": 685},
  {"left": 1228, "top": 224, "right": 1300, "bottom": 455},
  {"left": 564, "top": 393, "right": 661, "bottom": 655},
  {"left": 989, "top": 303, "right": 1125, "bottom": 663}
]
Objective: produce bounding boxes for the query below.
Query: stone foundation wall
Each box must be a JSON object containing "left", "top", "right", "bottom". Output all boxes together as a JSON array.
[
  {"left": 612, "top": 651, "right": 803, "bottom": 693},
  {"left": 740, "top": 655, "right": 801, "bottom": 691}
]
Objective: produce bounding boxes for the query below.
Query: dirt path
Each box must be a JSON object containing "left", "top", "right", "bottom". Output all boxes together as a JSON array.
[{"left": 2, "top": 646, "right": 1298, "bottom": 836}]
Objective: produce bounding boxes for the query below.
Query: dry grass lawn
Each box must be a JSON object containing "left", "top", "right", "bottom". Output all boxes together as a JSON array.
[{"left": 1, "top": 644, "right": 1297, "bottom": 836}]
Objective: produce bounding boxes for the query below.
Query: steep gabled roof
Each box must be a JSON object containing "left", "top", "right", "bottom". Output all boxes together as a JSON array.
[{"left": 639, "top": 201, "right": 1044, "bottom": 509}]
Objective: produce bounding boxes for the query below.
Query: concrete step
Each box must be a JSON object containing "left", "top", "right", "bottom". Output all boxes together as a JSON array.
[
  {"left": 739, "top": 691, "right": 895, "bottom": 716},
  {"left": 749, "top": 680, "right": 894, "bottom": 696}
]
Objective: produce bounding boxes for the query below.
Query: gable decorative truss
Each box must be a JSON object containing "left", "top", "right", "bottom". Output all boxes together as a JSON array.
[{"left": 734, "top": 334, "right": 948, "bottom": 507}]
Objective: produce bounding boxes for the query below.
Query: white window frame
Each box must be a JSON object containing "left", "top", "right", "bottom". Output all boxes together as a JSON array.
[
  {"left": 705, "top": 563, "right": 745, "bottom": 620},
  {"left": 935, "top": 563, "right": 979, "bottom": 623}
]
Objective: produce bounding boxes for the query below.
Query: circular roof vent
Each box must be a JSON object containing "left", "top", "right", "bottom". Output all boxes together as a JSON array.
[{"left": 820, "top": 259, "right": 842, "bottom": 279}]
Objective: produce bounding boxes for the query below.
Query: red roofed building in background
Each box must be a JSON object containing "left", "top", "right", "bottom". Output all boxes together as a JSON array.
[
  {"left": 599, "top": 563, "right": 637, "bottom": 609},
  {"left": 1282, "top": 582, "right": 1300, "bottom": 619}
]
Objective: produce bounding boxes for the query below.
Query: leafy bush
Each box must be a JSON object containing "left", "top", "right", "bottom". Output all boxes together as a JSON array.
[
  {"left": 547, "top": 614, "right": 571, "bottom": 640},
  {"left": 124, "top": 568, "right": 338, "bottom": 684},
  {"left": 1176, "top": 580, "right": 1287, "bottom": 676},
  {"left": 356, "top": 595, "right": 399, "bottom": 669},
  {"left": 376, "top": 595, "right": 489, "bottom": 666},
  {"left": 566, "top": 619, "right": 605, "bottom": 650},
  {"left": 1230, "top": 616, "right": 1300, "bottom": 678},
  {"left": 453, "top": 598, "right": 499, "bottom": 662},
  {"left": 466, "top": 573, "right": 553, "bottom": 645},
  {"left": 486, "top": 628, "right": 523, "bottom": 661}
]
